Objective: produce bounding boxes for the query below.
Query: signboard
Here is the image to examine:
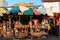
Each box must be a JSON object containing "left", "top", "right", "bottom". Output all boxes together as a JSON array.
[{"left": 44, "top": 2, "right": 60, "bottom": 12}]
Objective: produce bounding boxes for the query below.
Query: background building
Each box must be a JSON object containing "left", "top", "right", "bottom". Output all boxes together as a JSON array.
[
  {"left": 14, "top": 2, "right": 34, "bottom": 7},
  {"left": 0, "top": 0, "right": 8, "bottom": 7},
  {"left": 42, "top": 0, "right": 60, "bottom": 2},
  {"left": 42, "top": 0, "right": 60, "bottom": 13}
]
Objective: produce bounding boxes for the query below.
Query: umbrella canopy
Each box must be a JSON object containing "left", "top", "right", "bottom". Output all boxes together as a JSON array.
[
  {"left": 46, "top": 8, "right": 54, "bottom": 16},
  {"left": 7, "top": 8, "right": 12, "bottom": 14},
  {"left": 24, "top": 8, "right": 34, "bottom": 15},
  {"left": 19, "top": 6, "right": 29, "bottom": 12},
  {"left": 36, "top": 8, "right": 47, "bottom": 15},
  {"left": 33, "top": 9, "right": 41, "bottom": 15},
  {"left": 10, "top": 6, "right": 20, "bottom": 13},
  {"left": 7, "top": 8, "right": 12, "bottom": 11},
  {"left": 0, "top": 8, "right": 8, "bottom": 14}
]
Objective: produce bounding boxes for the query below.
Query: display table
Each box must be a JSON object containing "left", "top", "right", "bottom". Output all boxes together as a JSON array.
[{"left": 30, "top": 32, "right": 43, "bottom": 37}]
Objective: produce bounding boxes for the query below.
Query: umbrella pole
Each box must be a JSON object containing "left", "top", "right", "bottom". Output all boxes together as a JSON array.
[
  {"left": 30, "top": 16, "right": 32, "bottom": 39},
  {"left": 19, "top": 15, "right": 20, "bottom": 23},
  {"left": 12, "top": 18, "right": 15, "bottom": 37},
  {"left": 19, "top": 15, "right": 20, "bottom": 24}
]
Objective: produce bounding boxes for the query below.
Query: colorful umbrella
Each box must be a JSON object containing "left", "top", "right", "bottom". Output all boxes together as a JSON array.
[
  {"left": 19, "top": 6, "right": 29, "bottom": 12},
  {"left": 0, "top": 8, "right": 8, "bottom": 14},
  {"left": 33, "top": 8, "right": 41, "bottom": 15},
  {"left": 7, "top": 8, "right": 12, "bottom": 11},
  {"left": 7, "top": 8, "right": 12, "bottom": 14},
  {"left": 36, "top": 8, "right": 47, "bottom": 15},
  {"left": 10, "top": 6, "right": 20, "bottom": 13},
  {"left": 24, "top": 8, "right": 34, "bottom": 15}
]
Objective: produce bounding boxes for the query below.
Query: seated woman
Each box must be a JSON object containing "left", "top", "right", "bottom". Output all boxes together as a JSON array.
[{"left": 41, "top": 19, "right": 49, "bottom": 38}]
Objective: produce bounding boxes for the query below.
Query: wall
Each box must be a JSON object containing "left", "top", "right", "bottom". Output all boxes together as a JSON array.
[
  {"left": 0, "top": 0, "right": 8, "bottom": 7},
  {"left": 44, "top": 2, "right": 60, "bottom": 12}
]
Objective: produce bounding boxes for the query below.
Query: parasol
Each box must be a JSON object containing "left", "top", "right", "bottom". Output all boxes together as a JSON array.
[
  {"left": 24, "top": 8, "right": 34, "bottom": 15},
  {"left": 10, "top": 6, "right": 20, "bottom": 13},
  {"left": 33, "top": 8, "right": 41, "bottom": 15},
  {"left": 0, "top": 8, "right": 8, "bottom": 14},
  {"left": 36, "top": 8, "right": 47, "bottom": 15},
  {"left": 19, "top": 6, "right": 29, "bottom": 12}
]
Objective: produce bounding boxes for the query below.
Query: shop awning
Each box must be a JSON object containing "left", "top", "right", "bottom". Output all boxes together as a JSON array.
[
  {"left": 36, "top": 8, "right": 47, "bottom": 15},
  {"left": 10, "top": 6, "right": 20, "bottom": 13},
  {"left": 33, "top": 9, "right": 41, "bottom": 15},
  {"left": 24, "top": 8, "right": 34, "bottom": 15}
]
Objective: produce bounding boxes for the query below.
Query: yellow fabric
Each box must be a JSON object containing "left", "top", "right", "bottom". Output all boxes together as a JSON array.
[
  {"left": 18, "top": 12, "right": 23, "bottom": 15},
  {"left": 48, "top": 25, "right": 51, "bottom": 31},
  {"left": 54, "top": 12, "right": 60, "bottom": 14},
  {"left": 0, "top": 8, "right": 7, "bottom": 13}
]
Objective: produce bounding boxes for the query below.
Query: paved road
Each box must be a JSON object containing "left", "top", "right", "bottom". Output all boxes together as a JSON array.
[{"left": 0, "top": 36, "right": 60, "bottom": 40}]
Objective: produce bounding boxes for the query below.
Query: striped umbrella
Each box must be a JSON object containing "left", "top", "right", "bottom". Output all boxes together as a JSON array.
[
  {"left": 33, "top": 8, "right": 41, "bottom": 15},
  {"left": 19, "top": 6, "right": 29, "bottom": 12},
  {"left": 36, "top": 8, "right": 47, "bottom": 15},
  {"left": 24, "top": 8, "right": 34, "bottom": 15}
]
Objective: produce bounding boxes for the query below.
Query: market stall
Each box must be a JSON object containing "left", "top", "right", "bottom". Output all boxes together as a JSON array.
[{"left": 14, "top": 20, "right": 28, "bottom": 38}]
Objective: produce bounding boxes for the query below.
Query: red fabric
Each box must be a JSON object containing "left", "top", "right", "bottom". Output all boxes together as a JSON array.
[
  {"left": 56, "top": 14, "right": 60, "bottom": 18},
  {"left": 33, "top": 9, "right": 41, "bottom": 15}
]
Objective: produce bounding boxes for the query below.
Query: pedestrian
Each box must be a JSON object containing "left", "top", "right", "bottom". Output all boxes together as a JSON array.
[
  {"left": 56, "top": 18, "right": 60, "bottom": 37},
  {"left": 48, "top": 18, "right": 55, "bottom": 35}
]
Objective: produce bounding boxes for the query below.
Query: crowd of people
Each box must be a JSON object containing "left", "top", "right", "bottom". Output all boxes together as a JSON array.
[{"left": 0, "top": 14, "right": 59, "bottom": 38}]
